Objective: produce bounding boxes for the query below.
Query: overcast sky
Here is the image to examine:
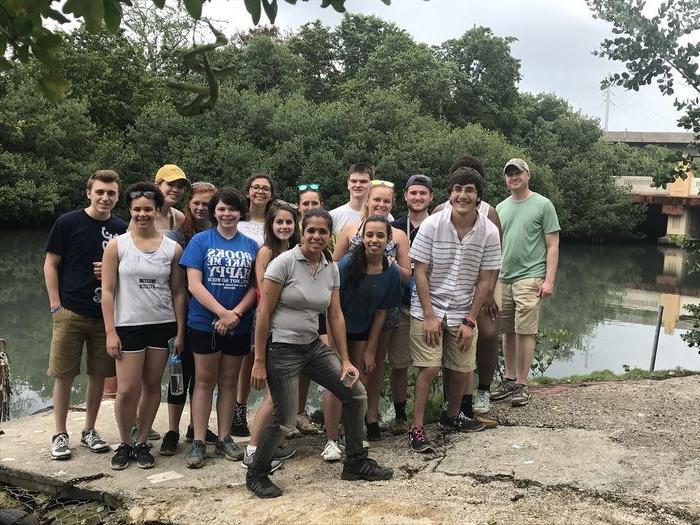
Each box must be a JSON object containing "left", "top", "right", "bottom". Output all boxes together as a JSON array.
[{"left": 206, "top": 0, "right": 693, "bottom": 132}]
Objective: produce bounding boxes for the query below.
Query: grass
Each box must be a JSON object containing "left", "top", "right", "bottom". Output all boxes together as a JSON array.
[{"left": 530, "top": 367, "right": 699, "bottom": 386}]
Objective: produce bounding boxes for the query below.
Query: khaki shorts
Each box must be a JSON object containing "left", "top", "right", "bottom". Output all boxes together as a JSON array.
[
  {"left": 387, "top": 307, "right": 412, "bottom": 369},
  {"left": 410, "top": 317, "right": 477, "bottom": 373},
  {"left": 47, "top": 307, "right": 115, "bottom": 379},
  {"left": 499, "top": 277, "right": 544, "bottom": 335}
]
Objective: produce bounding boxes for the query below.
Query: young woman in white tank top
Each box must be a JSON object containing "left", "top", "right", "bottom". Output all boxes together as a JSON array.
[{"left": 101, "top": 182, "right": 187, "bottom": 471}]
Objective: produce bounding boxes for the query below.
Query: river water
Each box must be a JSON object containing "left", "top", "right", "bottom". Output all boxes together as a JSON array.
[{"left": 1, "top": 229, "right": 699, "bottom": 419}]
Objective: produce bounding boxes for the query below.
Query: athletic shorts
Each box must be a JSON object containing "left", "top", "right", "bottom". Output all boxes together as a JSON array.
[
  {"left": 346, "top": 328, "right": 371, "bottom": 342},
  {"left": 188, "top": 328, "right": 251, "bottom": 357},
  {"left": 116, "top": 322, "right": 177, "bottom": 352},
  {"left": 47, "top": 307, "right": 115, "bottom": 378}
]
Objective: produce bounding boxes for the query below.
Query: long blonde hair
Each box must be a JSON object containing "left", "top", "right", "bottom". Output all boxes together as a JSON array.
[{"left": 361, "top": 182, "right": 394, "bottom": 222}]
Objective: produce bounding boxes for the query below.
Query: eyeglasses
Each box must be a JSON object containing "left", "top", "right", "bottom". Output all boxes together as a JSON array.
[
  {"left": 371, "top": 180, "right": 395, "bottom": 188},
  {"left": 451, "top": 185, "right": 478, "bottom": 195},
  {"left": 297, "top": 183, "right": 320, "bottom": 192},
  {"left": 129, "top": 190, "right": 156, "bottom": 199},
  {"left": 250, "top": 184, "right": 272, "bottom": 194},
  {"left": 192, "top": 181, "right": 216, "bottom": 190}
]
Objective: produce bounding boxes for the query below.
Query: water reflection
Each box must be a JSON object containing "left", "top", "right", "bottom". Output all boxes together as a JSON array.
[
  {"left": 541, "top": 244, "right": 700, "bottom": 377},
  {"left": 1, "top": 230, "right": 699, "bottom": 418}
]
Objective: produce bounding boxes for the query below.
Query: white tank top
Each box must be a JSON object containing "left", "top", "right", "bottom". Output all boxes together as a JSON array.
[{"left": 114, "top": 232, "right": 177, "bottom": 327}]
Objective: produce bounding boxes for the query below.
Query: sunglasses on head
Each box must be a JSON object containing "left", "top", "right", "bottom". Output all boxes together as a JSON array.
[
  {"left": 297, "top": 183, "right": 320, "bottom": 192},
  {"left": 129, "top": 190, "right": 156, "bottom": 200},
  {"left": 371, "top": 180, "right": 395, "bottom": 188}
]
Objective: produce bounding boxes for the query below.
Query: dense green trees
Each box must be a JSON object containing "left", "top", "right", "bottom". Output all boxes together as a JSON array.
[{"left": 0, "top": 11, "right": 676, "bottom": 241}]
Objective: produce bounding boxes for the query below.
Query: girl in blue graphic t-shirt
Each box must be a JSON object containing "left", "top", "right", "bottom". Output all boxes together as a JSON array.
[{"left": 179, "top": 188, "right": 258, "bottom": 468}]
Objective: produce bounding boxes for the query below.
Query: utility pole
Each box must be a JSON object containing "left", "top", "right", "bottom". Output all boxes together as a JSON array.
[{"left": 603, "top": 85, "right": 611, "bottom": 131}]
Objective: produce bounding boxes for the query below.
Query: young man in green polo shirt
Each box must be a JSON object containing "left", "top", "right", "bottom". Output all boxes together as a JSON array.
[{"left": 492, "top": 158, "right": 560, "bottom": 407}]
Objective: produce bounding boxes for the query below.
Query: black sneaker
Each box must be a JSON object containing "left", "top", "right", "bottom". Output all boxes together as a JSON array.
[
  {"left": 110, "top": 443, "right": 132, "bottom": 470},
  {"left": 159, "top": 431, "right": 179, "bottom": 456},
  {"left": 246, "top": 471, "right": 283, "bottom": 498},
  {"left": 341, "top": 457, "right": 393, "bottom": 481},
  {"left": 274, "top": 443, "right": 296, "bottom": 460},
  {"left": 51, "top": 432, "right": 71, "bottom": 460},
  {"left": 134, "top": 442, "right": 155, "bottom": 469},
  {"left": 439, "top": 411, "right": 486, "bottom": 433},
  {"left": 185, "top": 426, "right": 218, "bottom": 446},
  {"left": 408, "top": 425, "right": 433, "bottom": 453},
  {"left": 366, "top": 420, "right": 381, "bottom": 441},
  {"left": 231, "top": 404, "right": 250, "bottom": 437}
]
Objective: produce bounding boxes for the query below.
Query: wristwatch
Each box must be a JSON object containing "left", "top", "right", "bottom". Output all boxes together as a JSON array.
[{"left": 462, "top": 315, "right": 477, "bottom": 328}]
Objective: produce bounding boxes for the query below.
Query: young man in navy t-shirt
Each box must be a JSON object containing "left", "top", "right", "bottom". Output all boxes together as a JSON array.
[{"left": 44, "top": 170, "right": 127, "bottom": 460}]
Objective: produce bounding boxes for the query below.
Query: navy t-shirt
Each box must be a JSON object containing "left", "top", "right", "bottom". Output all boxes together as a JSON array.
[
  {"left": 45, "top": 209, "right": 127, "bottom": 319},
  {"left": 338, "top": 254, "right": 402, "bottom": 334},
  {"left": 180, "top": 227, "right": 258, "bottom": 333}
]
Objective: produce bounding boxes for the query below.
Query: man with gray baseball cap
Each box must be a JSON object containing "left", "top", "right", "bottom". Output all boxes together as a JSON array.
[{"left": 491, "top": 158, "right": 560, "bottom": 408}]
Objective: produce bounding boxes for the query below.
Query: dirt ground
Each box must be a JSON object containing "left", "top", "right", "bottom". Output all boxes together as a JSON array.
[{"left": 1, "top": 375, "right": 699, "bottom": 524}]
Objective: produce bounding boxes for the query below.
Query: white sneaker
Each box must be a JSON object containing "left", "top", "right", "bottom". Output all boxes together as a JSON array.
[
  {"left": 51, "top": 433, "right": 71, "bottom": 460},
  {"left": 473, "top": 390, "right": 490, "bottom": 415},
  {"left": 321, "top": 440, "right": 342, "bottom": 462}
]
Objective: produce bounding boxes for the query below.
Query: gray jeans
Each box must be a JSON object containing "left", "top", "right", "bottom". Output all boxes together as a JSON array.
[{"left": 250, "top": 338, "right": 368, "bottom": 473}]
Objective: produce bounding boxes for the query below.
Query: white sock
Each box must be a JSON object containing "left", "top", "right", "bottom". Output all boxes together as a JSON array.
[{"left": 246, "top": 445, "right": 257, "bottom": 455}]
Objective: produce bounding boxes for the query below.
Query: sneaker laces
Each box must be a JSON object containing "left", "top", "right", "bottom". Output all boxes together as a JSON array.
[
  {"left": 410, "top": 426, "right": 428, "bottom": 441},
  {"left": 54, "top": 433, "right": 69, "bottom": 448}
]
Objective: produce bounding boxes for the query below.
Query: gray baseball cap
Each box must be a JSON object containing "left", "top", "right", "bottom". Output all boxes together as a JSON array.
[{"left": 503, "top": 158, "right": 530, "bottom": 174}]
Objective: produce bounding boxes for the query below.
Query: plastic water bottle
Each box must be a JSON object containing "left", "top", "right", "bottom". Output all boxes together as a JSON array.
[{"left": 169, "top": 354, "right": 184, "bottom": 396}]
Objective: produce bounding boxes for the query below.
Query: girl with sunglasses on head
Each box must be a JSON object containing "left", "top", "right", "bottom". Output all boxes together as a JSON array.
[
  {"left": 179, "top": 188, "right": 259, "bottom": 468},
  {"left": 159, "top": 181, "right": 218, "bottom": 456},
  {"left": 242, "top": 201, "right": 301, "bottom": 470},
  {"left": 233, "top": 173, "right": 277, "bottom": 438},
  {"left": 247, "top": 208, "right": 393, "bottom": 499},
  {"left": 101, "top": 182, "right": 187, "bottom": 470},
  {"left": 333, "top": 181, "right": 411, "bottom": 441}
]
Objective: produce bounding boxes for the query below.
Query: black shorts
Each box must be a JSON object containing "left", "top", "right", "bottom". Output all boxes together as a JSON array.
[
  {"left": 116, "top": 322, "right": 177, "bottom": 352},
  {"left": 188, "top": 328, "right": 251, "bottom": 357},
  {"left": 318, "top": 313, "right": 327, "bottom": 336},
  {"left": 346, "top": 329, "right": 370, "bottom": 342}
]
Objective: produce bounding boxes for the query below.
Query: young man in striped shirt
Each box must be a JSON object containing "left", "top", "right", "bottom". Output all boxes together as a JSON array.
[{"left": 407, "top": 167, "right": 501, "bottom": 452}]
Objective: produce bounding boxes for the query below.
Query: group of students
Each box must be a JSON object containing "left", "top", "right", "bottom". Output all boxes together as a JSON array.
[{"left": 44, "top": 155, "right": 560, "bottom": 499}]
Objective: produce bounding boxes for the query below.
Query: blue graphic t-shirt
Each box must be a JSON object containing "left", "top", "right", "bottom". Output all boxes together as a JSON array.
[
  {"left": 180, "top": 227, "right": 258, "bottom": 333},
  {"left": 338, "top": 254, "right": 402, "bottom": 334}
]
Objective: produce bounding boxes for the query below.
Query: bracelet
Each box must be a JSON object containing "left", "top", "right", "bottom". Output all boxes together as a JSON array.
[
  {"left": 462, "top": 315, "right": 477, "bottom": 328},
  {"left": 50, "top": 305, "right": 61, "bottom": 314}
]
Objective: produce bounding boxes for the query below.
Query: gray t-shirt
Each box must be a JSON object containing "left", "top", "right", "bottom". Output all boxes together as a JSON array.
[{"left": 264, "top": 245, "right": 340, "bottom": 344}]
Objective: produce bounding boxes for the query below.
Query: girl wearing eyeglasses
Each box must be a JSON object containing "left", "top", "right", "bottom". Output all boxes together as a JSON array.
[
  {"left": 233, "top": 174, "right": 277, "bottom": 438},
  {"left": 179, "top": 188, "right": 259, "bottom": 468},
  {"left": 332, "top": 181, "right": 411, "bottom": 441},
  {"left": 101, "top": 182, "right": 187, "bottom": 470}
]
